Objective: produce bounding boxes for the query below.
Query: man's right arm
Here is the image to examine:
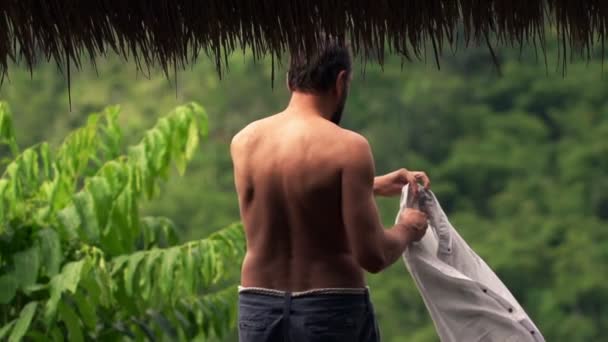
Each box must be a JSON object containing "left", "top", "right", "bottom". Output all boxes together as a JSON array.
[{"left": 341, "top": 133, "right": 427, "bottom": 274}]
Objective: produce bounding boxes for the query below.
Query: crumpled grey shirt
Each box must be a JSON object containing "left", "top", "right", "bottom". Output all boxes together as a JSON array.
[{"left": 397, "top": 185, "right": 545, "bottom": 342}]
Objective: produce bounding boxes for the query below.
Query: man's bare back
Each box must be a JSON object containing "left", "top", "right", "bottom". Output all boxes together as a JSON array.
[{"left": 232, "top": 111, "right": 365, "bottom": 291}]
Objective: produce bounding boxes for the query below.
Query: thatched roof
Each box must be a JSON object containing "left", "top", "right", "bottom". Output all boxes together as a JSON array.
[{"left": 1, "top": 0, "right": 607, "bottom": 84}]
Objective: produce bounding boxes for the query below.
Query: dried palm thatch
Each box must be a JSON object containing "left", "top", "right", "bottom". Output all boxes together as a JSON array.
[{"left": 0, "top": 0, "right": 607, "bottom": 86}]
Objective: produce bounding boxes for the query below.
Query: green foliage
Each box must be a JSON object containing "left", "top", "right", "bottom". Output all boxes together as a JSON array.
[
  {"left": 0, "top": 102, "right": 245, "bottom": 341},
  {"left": 9, "top": 302, "right": 38, "bottom": 342},
  {"left": 0, "top": 102, "right": 18, "bottom": 156}
]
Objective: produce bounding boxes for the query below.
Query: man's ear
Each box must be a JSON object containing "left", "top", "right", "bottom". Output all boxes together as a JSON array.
[{"left": 335, "top": 70, "right": 348, "bottom": 97}]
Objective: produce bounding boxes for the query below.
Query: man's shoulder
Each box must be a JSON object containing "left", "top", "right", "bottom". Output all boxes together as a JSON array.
[
  {"left": 328, "top": 128, "right": 373, "bottom": 171},
  {"left": 231, "top": 125, "right": 254, "bottom": 162},
  {"left": 339, "top": 129, "right": 371, "bottom": 154},
  {"left": 231, "top": 118, "right": 266, "bottom": 149},
  {"left": 231, "top": 116, "right": 282, "bottom": 162}
]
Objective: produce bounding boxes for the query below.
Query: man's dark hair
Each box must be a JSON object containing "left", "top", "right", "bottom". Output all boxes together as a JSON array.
[{"left": 287, "top": 39, "right": 352, "bottom": 93}]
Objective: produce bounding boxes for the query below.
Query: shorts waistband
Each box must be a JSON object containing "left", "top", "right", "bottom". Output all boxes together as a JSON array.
[{"left": 238, "top": 286, "right": 369, "bottom": 298}]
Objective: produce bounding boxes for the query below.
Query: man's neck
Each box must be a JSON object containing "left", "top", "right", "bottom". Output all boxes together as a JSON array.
[{"left": 286, "top": 91, "right": 334, "bottom": 121}]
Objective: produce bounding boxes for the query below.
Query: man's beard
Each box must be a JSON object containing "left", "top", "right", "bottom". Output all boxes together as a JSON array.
[{"left": 330, "top": 92, "right": 348, "bottom": 125}]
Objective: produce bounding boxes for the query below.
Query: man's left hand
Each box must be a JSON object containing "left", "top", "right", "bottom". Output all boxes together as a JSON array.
[{"left": 373, "top": 169, "right": 431, "bottom": 197}]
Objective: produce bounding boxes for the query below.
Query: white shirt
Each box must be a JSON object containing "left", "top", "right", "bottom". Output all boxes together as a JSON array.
[{"left": 397, "top": 186, "right": 545, "bottom": 342}]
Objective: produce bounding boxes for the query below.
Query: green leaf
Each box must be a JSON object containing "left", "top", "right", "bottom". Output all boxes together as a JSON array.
[
  {"left": 23, "top": 283, "right": 48, "bottom": 294},
  {"left": 184, "top": 119, "right": 199, "bottom": 161},
  {"left": 0, "top": 320, "right": 16, "bottom": 340},
  {"left": 140, "top": 216, "right": 179, "bottom": 248},
  {"left": 0, "top": 179, "right": 9, "bottom": 228},
  {"left": 57, "top": 205, "right": 81, "bottom": 241},
  {"left": 92, "top": 265, "right": 113, "bottom": 308},
  {"left": 159, "top": 248, "right": 180, "bottom": 298},
  {"left": 124, "top": 251, "right": 146, "bottom": 296},
  {"left": 200, "top": 241, "right": 220, "bottom": 287},
  {"left": 73, "top": 191, "right": 100, "bottom": 242},
  {"left": 60, "top": 261, "right": 87, "bottom": 294},
  {"left": 56, "top": 113, "right": 100, "bottom": 179},
  {"left": 21, "top": 148, "right": 39, "bottom": 186},
  {"left": 97, "top": 160, "right": 129, "bottom": 195},
  {"left": 39, "top": 142, "right": 51, "bottom": 179},
  {"left": 37, "top": 228, "right": 62, "bottom": 277},
  {"left": 13, "top": 246, "right": 40, "bottom": 290},
  {"left": 45, "top": 260, "right": 86, "bottom": 324},
  {"left": 0, "top": 274, "right": 18, "bottom": 304},
  {"left": 8, "top": 301, "right": 38, "bottom": 342},
  {"left": 190, "top": 102, "right": 208, "bottom": 137},
  {"left": 87, "top": 177, "right": 113, "bottom": 230},
  {"left": 79, "top": 268, "right": 103, "bottom": 308},
  {"left": 73, "top": 291, "right": 97, "bottom": 329},
  {"left": 140, "top": 248, "right": 162, "bottom": 301},
  {"left": 183, "top": 245, "right": 195, "bottom": 294},
  {"left": 109, "top": 254, "right": 130, "bottom": 276},
  {"left": 100, "top": 105, "right": 123, "bottom": 160},
  {"left": 40, "top": 166, "right": 70, "bottom": 211},
  {"left": 58, "top": 301, "right": 84, "bottom": 342}
]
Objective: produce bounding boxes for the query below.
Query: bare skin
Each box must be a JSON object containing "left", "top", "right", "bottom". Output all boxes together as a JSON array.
[{"left": 231, "top": 75, "right": 430, "bottom": 292}]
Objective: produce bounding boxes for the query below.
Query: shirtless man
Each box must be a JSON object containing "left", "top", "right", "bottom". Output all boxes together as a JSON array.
[{"left": 231, "top": 40, "right": 430, "bottom": 342}]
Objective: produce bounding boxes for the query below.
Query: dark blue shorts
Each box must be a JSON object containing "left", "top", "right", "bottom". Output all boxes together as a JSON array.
[{"left": 238, "top": 287, "right": 381, "bottom": 342}]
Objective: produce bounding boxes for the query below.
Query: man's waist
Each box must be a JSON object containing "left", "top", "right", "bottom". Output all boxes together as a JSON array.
[{"left": 238, "top": 285, "right": 369, "bottom": 298}]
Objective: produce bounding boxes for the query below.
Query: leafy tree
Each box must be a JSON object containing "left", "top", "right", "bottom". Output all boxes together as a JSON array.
[{"left": 0, "top": 102, "right": 245, "bottom": 341}]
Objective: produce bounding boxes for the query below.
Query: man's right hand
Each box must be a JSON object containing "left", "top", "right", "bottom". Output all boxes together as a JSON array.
[{"left": 397, "top": 208, "right": 428, "bottom": 242}]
